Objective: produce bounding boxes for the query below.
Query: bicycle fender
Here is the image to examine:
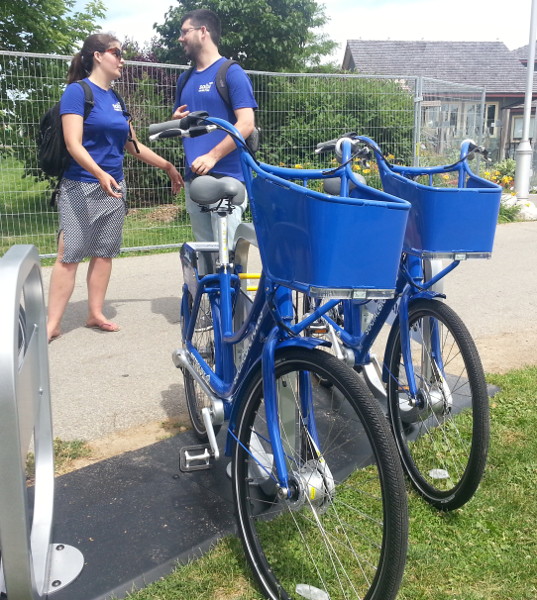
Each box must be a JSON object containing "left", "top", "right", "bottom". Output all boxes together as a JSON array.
[
  {"left": 277, "top": 337, "right": 330, "bottom": 351},
  {"left": 412, "top": 290, "right": 446, "bottom": 301}
]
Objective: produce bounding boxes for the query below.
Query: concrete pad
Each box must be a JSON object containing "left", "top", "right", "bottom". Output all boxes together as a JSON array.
[{"left": 42, "top": 221, "right": 537, "bottom": 442}]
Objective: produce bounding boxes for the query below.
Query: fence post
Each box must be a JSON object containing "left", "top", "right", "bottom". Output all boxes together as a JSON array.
[
  {"left": 0, "top": 245, "right": 84, "bottom": 599},
  {"left": 413, "top": 76, "right": 423, "bottom": 167}
]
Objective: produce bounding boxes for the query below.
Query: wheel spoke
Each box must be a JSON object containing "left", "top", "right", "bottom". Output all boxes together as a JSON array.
[
  {"left": 387, "top": 299, "right": 489, "bottom": 510},
  {"left": 233, "top": 348, "right": 408, "bottom": 600}
]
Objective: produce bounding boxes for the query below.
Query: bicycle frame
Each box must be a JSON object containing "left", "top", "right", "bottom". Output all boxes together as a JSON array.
[
  {"left": 174, "top": 117, "right": 410, "bottom": 492},
  {"left": 178, "top": 211, "right": 342, "bottom": 493},
  {"left": 297, "top": 135, "right": 498, "bottom": 404}
]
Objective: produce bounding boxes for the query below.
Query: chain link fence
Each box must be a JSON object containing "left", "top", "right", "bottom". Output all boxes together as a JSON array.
[{"left": 0, "top": 51, "right": 485, "bottom": 257}]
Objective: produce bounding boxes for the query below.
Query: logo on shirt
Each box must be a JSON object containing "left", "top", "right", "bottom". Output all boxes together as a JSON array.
[
  {"left": 112, "top": 102, "right": 123, "bottom": 112},
  {"left": 198, "top": 82, "right": 214, "bottom": 93}
]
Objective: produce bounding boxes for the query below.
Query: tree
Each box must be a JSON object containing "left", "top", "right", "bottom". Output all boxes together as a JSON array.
[
  {"left": 153, "top": 0, "right": 337, "bottom": 72},
  {"left": 0, "top": 0, "right": 106, "bottom": 205},
  {"left": 0, "top": 0, "right": 106, "bottom": 54}
]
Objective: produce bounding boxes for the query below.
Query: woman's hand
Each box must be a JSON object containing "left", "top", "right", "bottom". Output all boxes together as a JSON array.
[
  {"left": 98, "top": 173, "right": 123, "bottom": 198},
  {"left": 165, "top": 163, "right": 184, "bottom": 194}
]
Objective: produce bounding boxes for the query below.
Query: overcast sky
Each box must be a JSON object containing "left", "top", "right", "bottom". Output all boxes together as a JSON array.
[{"left": 76, "top": 0, "right": 536, "bottom": 63}]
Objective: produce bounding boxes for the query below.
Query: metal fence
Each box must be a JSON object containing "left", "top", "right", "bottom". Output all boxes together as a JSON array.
[{"left": 0, "top": 51, "right": 486, "bottom": 257}]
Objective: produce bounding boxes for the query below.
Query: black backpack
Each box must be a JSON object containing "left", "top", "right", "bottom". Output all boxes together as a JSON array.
[
  {"left": 38, "top": 80, "right": 133, "bottom": 205},
  {"left": 38, "top": 80, "right": 95, "bottom": 178},
  {"left": 177, "top": 59, "right": 260, "bottom": 153}
]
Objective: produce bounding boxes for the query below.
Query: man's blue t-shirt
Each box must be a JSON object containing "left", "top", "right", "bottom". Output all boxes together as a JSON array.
[
  {"left": 174, "top": 57, "right": 258, "bottom": 181},
  {"left": 60, "top": 79, "right": 130, "bottom": 182}
]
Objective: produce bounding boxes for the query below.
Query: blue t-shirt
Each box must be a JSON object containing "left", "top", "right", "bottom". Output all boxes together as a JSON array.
[
  {"left": 60, "top": 79, "right": 130, "bottom": 182},
  {"left": 174, "top": 58, "right": 258, "bottom": 181}
]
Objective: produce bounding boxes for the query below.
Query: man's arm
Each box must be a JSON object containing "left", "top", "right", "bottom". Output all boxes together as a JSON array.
[{"left": 190, "top": 107, "right": 255, "bottom": 176}]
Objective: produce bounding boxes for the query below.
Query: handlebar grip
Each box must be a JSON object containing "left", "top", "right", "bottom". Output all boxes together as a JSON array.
[
  {"left": 148, "top": 120, "right": 181, "bottom": 137},
  {"left": 315, "top": 141, "right": 337, "bottom": 154},
  {"left": 148, "top": 111, "right": 210, "bottom": 138},
  {"left": 156, "top": 129, "right": 184, "bottom": 140},
  {"left": 188, "top": 125, "right": 214, "bottom": 138}
]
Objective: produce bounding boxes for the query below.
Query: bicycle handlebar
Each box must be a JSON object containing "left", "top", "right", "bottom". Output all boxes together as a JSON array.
[
  {"left": 315, "top": 134, "right": 372, "bottom": 170},
  {"left": 460, "top": 138, "right": 491, "bottom": 162},
  {"left": 148, "top": 111, "right": 214, "bottom": 140}
]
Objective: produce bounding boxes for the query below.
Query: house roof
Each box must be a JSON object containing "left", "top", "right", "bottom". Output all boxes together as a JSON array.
[
  {"left": 512, "top": 43, "right": 537, "bottom": 62},
  {"left": 343, "top": 40, "right": 535, "bottom": 96}
]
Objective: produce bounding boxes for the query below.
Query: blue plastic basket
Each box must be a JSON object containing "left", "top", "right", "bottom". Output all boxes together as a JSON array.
[
  {"left": 249, "top": 169, "right": 410, "bottom": 298},
  {"left": 379, "top": 165, "right": 502, "bottom": 258}
]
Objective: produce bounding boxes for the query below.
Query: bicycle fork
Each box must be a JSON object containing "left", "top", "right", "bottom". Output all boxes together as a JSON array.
[
  {"left": 259, "top": 327, "right": 326, "bottom": 503},
  {"left": 396, "top": 290, "right": 453, "bottom": 416}
]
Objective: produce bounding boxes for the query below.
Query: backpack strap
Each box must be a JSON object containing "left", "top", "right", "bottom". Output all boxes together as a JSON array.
[
  {"left": 176, "top": 66, "right": 196, "bottom": 103},
  {"left": 77, "top": 80, "right": 95, "bottom": 120},
  {"left": 215, "top": 59, "right": 237, "bottom": 106},
  {"left": 177, "top": 61, "right": 236, "bottom": 107},
  {"left": 110, "top": 86, "right": 140, "bottom": 154}
]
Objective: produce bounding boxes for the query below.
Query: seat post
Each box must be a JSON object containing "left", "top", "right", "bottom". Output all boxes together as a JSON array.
[{"left": 216, "top": 211, "right": 230, "bottom": 267}]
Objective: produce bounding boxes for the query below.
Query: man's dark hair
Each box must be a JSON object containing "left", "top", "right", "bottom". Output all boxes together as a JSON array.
[{"left": 180, "top": 9, "right": 221, "bottom": 46}]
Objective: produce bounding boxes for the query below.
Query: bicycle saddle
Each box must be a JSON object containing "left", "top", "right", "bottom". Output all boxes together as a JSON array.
[
  {"left": 190, "top": 176, "right": 245, "bottom": 206},
  {"left": 323, "top": 173, "right": 366, "bottom": 196}
]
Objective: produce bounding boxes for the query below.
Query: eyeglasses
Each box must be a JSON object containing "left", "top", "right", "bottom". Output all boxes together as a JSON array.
[
  {"left": 104, "top": 48, "right": 123, "bottom": 60},
  {"left": 179, "top": 26, "right": 202, "bottom": 38}
]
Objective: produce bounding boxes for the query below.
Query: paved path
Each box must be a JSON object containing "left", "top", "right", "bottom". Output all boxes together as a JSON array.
[{"left": 43, "top": 221, "right": 537, "bottom": 442}]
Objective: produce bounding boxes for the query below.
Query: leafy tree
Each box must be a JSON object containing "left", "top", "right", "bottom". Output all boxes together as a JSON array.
[
  {"left": 153, "top": 0, "right": 337, "bottom": 72},
  {"left": 0, "top": 0, "right": 106, "bottom": 53},
  {"left": 0, "top": 0, "right": 107, "bottom": 211}
]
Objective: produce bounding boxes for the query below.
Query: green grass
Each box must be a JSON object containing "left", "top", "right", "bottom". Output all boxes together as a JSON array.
[
  {"left": 120, "top": 365, "right": 537, "bottom": 600},
  {"left": 0, "top": 157, "right": 193, "bottom": 256},
  {"left": 26, "top": 438, "right": 92, "bottom": 481},
  {"left": 0, "top": 156, "right": 58, "bottom": 255}
]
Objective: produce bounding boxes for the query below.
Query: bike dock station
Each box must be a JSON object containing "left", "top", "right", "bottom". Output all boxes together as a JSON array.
[
  {"left": 0, "top": 245, "right": 84, "bottom": 598},
  {"left": 0, "top": 245, "right": 240, "bottom": 600}
]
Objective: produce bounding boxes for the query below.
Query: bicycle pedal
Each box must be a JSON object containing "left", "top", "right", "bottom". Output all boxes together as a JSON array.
[{"left": 180, "top": 444, "right": 213, "bottom": 472}]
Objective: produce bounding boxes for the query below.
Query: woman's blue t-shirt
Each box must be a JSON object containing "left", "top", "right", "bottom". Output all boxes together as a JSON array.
[{"left": 60, "top": 79, "right": 130, "bottom": 182}]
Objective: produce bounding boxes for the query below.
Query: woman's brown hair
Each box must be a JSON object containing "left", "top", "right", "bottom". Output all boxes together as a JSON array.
[{"left": 67, "top": 33, "right": 120, "bottom": 83}]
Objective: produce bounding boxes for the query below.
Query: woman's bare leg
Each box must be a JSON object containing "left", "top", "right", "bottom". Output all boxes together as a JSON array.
[
  {"left": 47, "top": 232, "right": 79, "bottom": 341},
  {"left": 85, "top": 256, "right": 119, "bottom": 330}
]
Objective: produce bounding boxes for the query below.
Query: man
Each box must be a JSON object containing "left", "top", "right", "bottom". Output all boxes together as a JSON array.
[{"left": 172, "top": 9, "right": 257, "bottom": 243}]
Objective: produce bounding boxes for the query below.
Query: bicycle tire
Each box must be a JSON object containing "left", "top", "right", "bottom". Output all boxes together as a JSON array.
[
  {"left": 181, "top": 292, "right": 221, "bottom": 441},
  {"left": 386, "top": 298, "right": 489, "bottom": 510},
  {"left": 232, "top": 347, "right": 408, "bottom": 600}
]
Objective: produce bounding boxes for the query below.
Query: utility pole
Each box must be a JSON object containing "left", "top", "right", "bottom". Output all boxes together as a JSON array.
[{"left": 515, "top": 0, "right": 537, "bottom": 201}]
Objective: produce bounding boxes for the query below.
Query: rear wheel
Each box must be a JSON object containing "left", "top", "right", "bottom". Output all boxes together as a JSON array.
[
  {"left": 233, "top": 347, "right": 408, "bottom": 600},
  {"left": 386, "top": 299, "right": 489, "bottom": 510}
]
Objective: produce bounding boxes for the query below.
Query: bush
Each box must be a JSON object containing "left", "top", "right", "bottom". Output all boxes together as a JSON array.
[{"left": 481, "top": 158, "right": 516, "bottom": 191}]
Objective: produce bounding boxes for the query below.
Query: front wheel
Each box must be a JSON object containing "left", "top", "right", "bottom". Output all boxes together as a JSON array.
[
  {"left": 232, "top": 347, "right": 408, "bottom": 600},
  {"left": 386, "top": 299, "right": 489, "bottom": 510}
]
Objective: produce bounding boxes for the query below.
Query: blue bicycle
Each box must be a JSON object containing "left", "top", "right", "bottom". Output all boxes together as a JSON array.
[
  {"left": 287, "top": 134, "right": 502, "bottom": 510},
  {"left": 149, "top": 114, "right": 410, "bottom": 600}
]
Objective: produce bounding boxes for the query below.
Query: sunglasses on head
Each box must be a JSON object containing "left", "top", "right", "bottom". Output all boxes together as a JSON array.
[{"left": 104, "top": 47, "right": 122, "bottom": 59}]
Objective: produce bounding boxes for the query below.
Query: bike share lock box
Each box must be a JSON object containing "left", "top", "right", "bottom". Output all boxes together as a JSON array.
[
  {"left": 0, "top": 245, "right": 84, "bottom": 599},
  {"left": 181, "top": 241, "right": 221, "bottom": 291}
]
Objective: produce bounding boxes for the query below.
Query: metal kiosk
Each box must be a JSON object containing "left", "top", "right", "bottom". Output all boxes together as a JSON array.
[{"left": 0, "top": 245, "right": 83, "bottom": 598}]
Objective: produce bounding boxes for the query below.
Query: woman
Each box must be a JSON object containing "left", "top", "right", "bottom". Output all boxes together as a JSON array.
[{"left": 47, "top": 33, "right": 183, "bottom": 342}]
